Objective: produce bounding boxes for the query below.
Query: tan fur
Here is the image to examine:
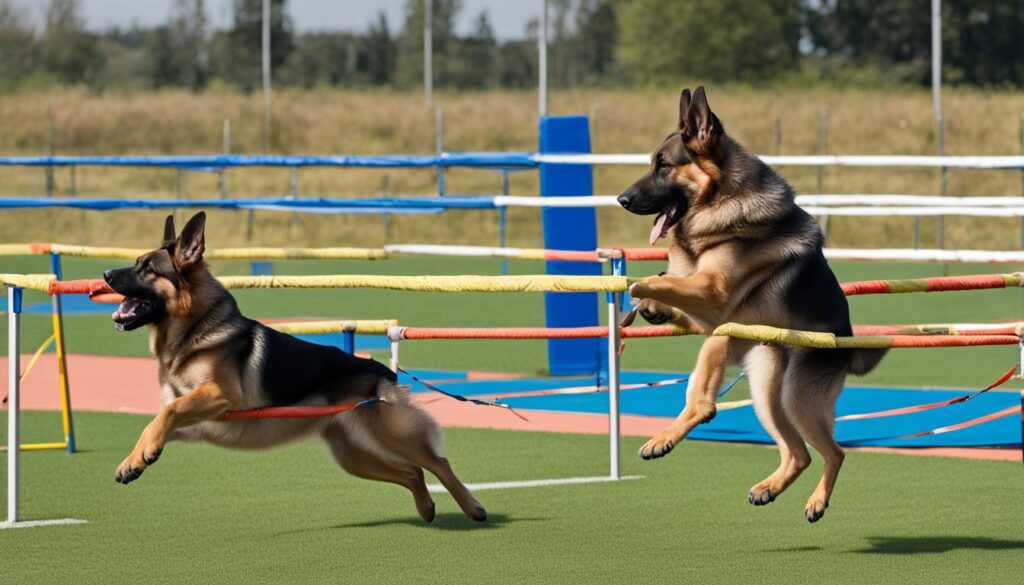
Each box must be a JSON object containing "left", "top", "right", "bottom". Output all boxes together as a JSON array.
[
  {"left": 110, "top": 213, "right": 485, "bottom": 523},
  {"left": 622, "top": 87, "right": 885, "bottom": 522}
]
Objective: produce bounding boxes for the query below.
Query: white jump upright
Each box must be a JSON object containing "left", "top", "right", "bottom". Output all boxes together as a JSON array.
[
  {"left": 6, "top": 285, "right": 20, "bottom": 524},
  {"left": 606, "top": 258, "right": 624, "bottom": 480},
  {"left": 2, "top": 285, "right": 87, "bottom": 530},
  {"left": 388, "top": 339, "right": 400, "bottom": 373}
]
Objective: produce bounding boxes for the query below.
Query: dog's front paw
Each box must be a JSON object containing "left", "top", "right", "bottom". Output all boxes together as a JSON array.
[
  {"left": 114, "top": 446, "right": 162, "bottom": 485},
  {"left": 638, "top": 433, "right": 677, "bottom": 460},
  {"left": 114, "top": 455, "right": 147, "bottom": 485},
  {"left": 747, "top": 481, "right": 779, "bottom": 506},
  {"left": 638, "top": 299, "right": 675, "bottom": 325}
]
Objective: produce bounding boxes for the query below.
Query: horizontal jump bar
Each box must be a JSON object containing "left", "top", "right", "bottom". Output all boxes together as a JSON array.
[{"left": 0, "top": 153, "right": 1022, "bottom": 169}]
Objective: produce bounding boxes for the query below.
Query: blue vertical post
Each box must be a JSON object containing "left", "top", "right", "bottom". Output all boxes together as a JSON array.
[
  {"left": 540, "top": 115, "right": 600, "bottom": 376},
  {"left": 342, "top": 330, "right": 356, "bottom": 354}
]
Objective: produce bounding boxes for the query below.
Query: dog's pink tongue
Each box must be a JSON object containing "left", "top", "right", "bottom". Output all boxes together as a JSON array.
[
  {"left": 649, "top": 210, "right": 670, "bottom": 246},
  {"left": 112, "top": 299, "right": 136, "bottom": 321}
]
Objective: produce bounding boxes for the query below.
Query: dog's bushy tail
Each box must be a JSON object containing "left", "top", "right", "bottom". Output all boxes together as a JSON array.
[
  {"left": 848, "top": 349, "right": 888, "bottom": 376},
  {"left": 377, "top": 381, "right": 412, "bottom": 404}
]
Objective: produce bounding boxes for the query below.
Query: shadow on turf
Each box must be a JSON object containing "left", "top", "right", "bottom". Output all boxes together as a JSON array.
[
  {"left": 275, "top": 513, "right": 542, "bottom": 536},
  {"left": 852, "top": 536, "right": 1024, "bottom": 555}
]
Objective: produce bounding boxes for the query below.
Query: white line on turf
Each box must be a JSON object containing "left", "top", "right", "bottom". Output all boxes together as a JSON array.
[
  {"left": 0, "top": 518, "right": 88, "bottom": 530},
  {"left": 427, "top": 475, "right": 644, "bottom": 493}
]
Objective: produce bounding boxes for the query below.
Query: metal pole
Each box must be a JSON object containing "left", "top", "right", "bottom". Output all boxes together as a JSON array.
[
  {"left": 220, "top": 118, "right": 230, "bottom": 198},
  {"left": 261, "top": 0, "right": 272, "bottom": 152},
  {"left": 932, "top": 0, "right": 942, "bottom": 124},
  {"left": 7, "top": 286, "right": 22, "bottom": 524},
  {"left": 435, "top": 106, "right": 445, "bottom": 196},
  {"left": 938, "top": 115, "right": 947, "bottom": 251},
  {"left": 773, "top": 117, "right": 782, "bottom": 155},
  {"left": 538, "top": 0, "right": 548, "bottom": 118},
  {"left": 933, "top": 0, "right": 945, "bottom": 255},
  {"left": 381, "top": 174, "right": 391, "bottom": 240},
  {"left": 289, "top": 166, "right": 299, "bottom": 234},
  {"left": 46, "top": 119, "right": 54, "bottom": 198},
  {"left": 817, "top": 108, "right": 828, "bottom": 241},
  {"left": 606, "top": 258, "right": 623, "bottom": 480},
  {"left": 423, "top": 0, "right": 433, "bottom": 106},
  {"left": 816, "top": 108, "right": 826, "bottom": 194},
  {"left": 389, "top": 339, "right": 399, "bottom": 373},
  {"left": 499, "top": 170, "right": 509, "bottom": 275},
  {"left": 50, "top": 253, "right": 75, "bottom": 453}
]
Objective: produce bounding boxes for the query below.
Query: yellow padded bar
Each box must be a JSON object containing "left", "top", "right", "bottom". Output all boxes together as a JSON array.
[
  {"left": 267, "top": 319, "right": 397, "bottom": 335},
  {"left": 712, "top": 323, "right": 839, "bottom": 348},
  {"left": 48, "top": 244, "right": 148, "bottom": 259},
  {"left": 47, "top": 244, "right": 387, "bottom": 260},
  {"left": 0, "top": 273, "right": 56, "bottom": 292},
  {"left": 207, "top": 247, "right": 386, "bottom": 260},
  {"left": 0, "top": 244, "right": 43, "bottom": 256},
  {"left": 217, "top": 274, "right": 630, "bottom": 293}
]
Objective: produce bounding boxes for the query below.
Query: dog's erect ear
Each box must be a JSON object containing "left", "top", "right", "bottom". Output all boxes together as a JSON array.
[
  {"left": 173, "top": 212, "right": 206, "bottom": 269},
  {"left": 677, "top": 88, "right": 692, "bottom": 132},
  {"left": 685, "top": 86, "right": 722, "bottom": 152},
  {"left": 161, "top": 215, "right": 176, "bottom": 250}
]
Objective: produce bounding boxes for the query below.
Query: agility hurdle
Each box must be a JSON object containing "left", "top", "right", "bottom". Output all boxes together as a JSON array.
[
  {"left": 6, "top": 268, "right": 1024, "bottom": 524},
  {"left": 2, "top": 284, "right": 86, "bottom": 530},
  {"left": 265, "top": 319, "right": 399, "bottom": 371}
]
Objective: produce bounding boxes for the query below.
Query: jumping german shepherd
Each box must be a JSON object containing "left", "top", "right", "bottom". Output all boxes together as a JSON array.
[
  {"left": 102, "top": 212, "right": 486, "bottom": 523},
  {"left": 617, "top": 87, "right": 886, "bottom": 522}
]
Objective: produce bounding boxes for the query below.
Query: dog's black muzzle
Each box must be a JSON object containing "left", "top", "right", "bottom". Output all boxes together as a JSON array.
[{"left": 104, "top": 267, "right": 165, "bottom": 331}]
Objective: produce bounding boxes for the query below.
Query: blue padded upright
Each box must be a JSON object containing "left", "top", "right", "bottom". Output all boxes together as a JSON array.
[{"left": 539, "top": 116, "right": 601, "bottom": 375}]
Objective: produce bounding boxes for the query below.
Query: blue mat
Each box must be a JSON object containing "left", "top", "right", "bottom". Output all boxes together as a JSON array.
[
  {"left": 25, "top": 294, "right": 107, "bottom": 314},
  {"left": 294, "top": 333, "right": 391, "bottom": 351},
  {"left": 407, "top": 372, "right": 1021, "bottom": 449}
]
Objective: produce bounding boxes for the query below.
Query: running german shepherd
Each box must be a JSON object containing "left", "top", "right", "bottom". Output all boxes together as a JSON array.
[
  {"left": 102, "top": 212, "right": 486, "bottom": 523},
  {"left": 617, "top": 87, "right": 886, "bottom": 522}
]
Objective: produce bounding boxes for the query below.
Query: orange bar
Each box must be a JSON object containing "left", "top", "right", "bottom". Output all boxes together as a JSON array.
[
  {"left": 841, "top": 280, "right": 892, "bottom": 295},
  {"left": 925, "top": 274, "right": 1011, "bottom": 292},
  {"left": 887, "top": 334, "right": 1019, "bottom": 348},
  {"left": 620, "top": 248, "right": 669, "bottom": 261},
  {"left": 48, "top": 279, "right": 110, "bottom": 295},
  {"left": 543, "top": 250, "right": 601, "bottom": 262},
  {"left": 399, "top": 325, "right": 684, "bottom": 340},
  {"left": 853, "top": 324, "right": 1019, "bottom": 336},
  {"left": 89, "top": 292, "right": 123, "bottom": 304}
]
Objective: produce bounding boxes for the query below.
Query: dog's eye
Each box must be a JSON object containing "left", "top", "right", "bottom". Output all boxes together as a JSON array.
[{"left": 144, "top": 265, "right": 155, "bottom": 275}]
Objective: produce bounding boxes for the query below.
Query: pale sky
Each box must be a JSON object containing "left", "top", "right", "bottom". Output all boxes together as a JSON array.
[{"left": 11, "top": 0, "right": 541, "bottom": 39}]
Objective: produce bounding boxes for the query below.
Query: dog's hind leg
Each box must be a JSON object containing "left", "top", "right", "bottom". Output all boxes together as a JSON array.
[
  {"left": 782, "top": 356, "right": 846, "bottom": 523},
  {"left": 360, "top": 401, "right": 487, "bottom": 522},
  {"left": 745, "top": 344, "right": 811, "bottom": 506},
  {"left": 639, "top": 335, "right": 729, "bottom": 459},
  {"left": 321, "top": 423, "right": 437, "bottom": 523}
]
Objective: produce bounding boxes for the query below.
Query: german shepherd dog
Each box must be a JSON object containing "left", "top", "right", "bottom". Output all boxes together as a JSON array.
[
  {"left": 102, "top": 212, "right": 486, "bottom": 523},
  {"left": 617, "top": 87, "right": 886, "bottom": 522}
]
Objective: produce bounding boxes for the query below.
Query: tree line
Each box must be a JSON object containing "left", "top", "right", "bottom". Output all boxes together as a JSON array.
[{"left": 0, "top": 0, "right": 1020, "bottom": 93}]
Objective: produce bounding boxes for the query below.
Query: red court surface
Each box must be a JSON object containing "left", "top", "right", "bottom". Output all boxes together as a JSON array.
[{"left": 2, "top": 353, "right": 1021, "bottom": 462}]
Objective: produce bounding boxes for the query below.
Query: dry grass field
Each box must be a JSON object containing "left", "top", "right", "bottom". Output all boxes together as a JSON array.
[{"left": 0, "top": 87, "right": 1023, "bottom": 249}]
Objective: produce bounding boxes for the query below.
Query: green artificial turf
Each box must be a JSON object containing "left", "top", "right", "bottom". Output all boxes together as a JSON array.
[{"left": 1, "top": 411, "right": 1023, "bottom": 585}]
